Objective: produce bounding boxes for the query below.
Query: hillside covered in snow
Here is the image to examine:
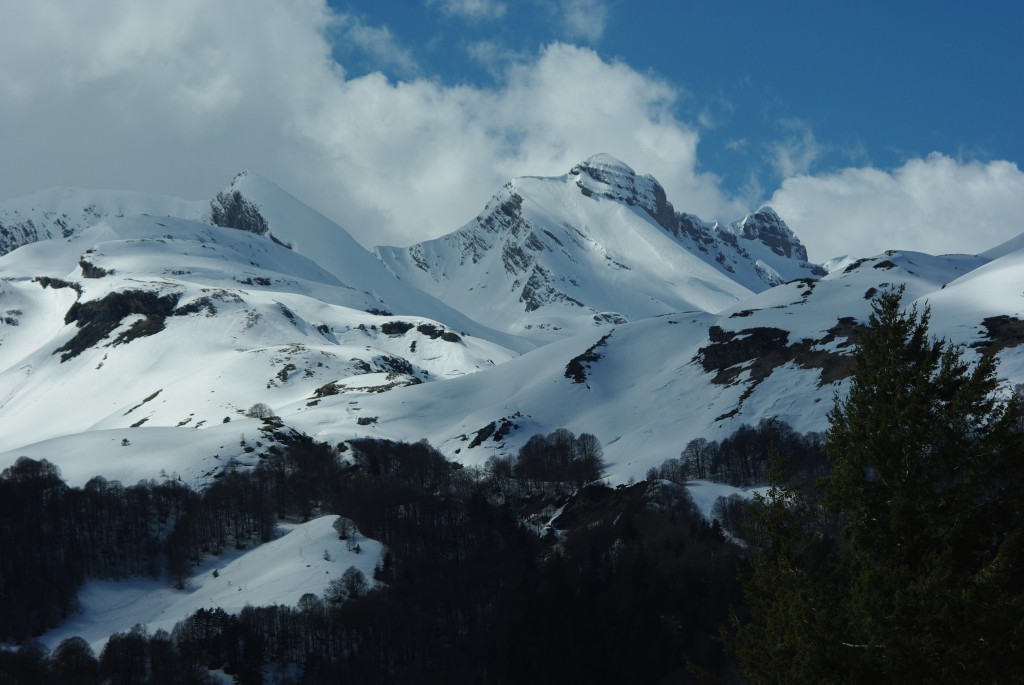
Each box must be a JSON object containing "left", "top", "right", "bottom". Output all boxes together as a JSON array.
[{"left": 1, "top": 156, "right": 1023, "bottom": 681}]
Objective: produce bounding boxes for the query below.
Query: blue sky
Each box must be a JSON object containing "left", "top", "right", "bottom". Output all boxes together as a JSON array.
[
  {"left": 338, "top": 0, "right": 1022, "bottom": 199},
  {"left": 1, "top": 1, "right": 1022, "bottom": 261}
]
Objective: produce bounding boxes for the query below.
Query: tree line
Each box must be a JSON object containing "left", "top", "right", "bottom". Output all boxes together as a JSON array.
[
  {"left": 651, "top": 419, "right": 828, "bottom": 489},
  {"left": 1, "top": 429, "right": 750, "bottom": 683},
  {"left": 0, "top": 433, "right": 342, "bottom": 642}
]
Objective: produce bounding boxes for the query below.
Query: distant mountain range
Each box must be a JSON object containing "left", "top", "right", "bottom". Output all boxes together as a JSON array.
[{"left": 1, "top": 154, "right": 1022, "bottom": 489}]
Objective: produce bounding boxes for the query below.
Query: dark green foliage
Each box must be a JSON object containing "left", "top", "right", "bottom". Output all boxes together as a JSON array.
[
  {"left": 52, "top": 637, "right": 100, "bottom": 685},
  {"left": 0, "top": 458, "right": 82, "bottom": 642},
  {"left": 729, "top": 462, "right": 843, "bottom": 684},
  {"left": 347, "top": 437, "right": 453, "bottom": 493},
  {"left": 1, "top": 434, "right": 746, "bottom": 683},
  {"left": 0, "top": 641, "right": 53, "bottom": 685},
  {"left": 731, "top": 287, "right": 1024, "bottom": 683},
  {"left": 824, "top": 287, "right": 1024, "bottom": 682}
]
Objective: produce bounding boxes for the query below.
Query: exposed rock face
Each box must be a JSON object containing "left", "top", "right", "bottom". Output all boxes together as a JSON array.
[
  {"left": 55, "top": 290, "right": 181, "bottom": 362},
  {"left": 663, "top": 207, "right": 826, "bottom": 287},
  {"left": 0, "top": 187, "right": 205, "bottom": 257},
  {"left": 0, "top": 199, "right": 102, "bottom": 255},
  {"left": 210, "top": 184, "right": 270, "bottom": 236},
  {"left": 737, "top": 207, "right": 811, "bottom": 262},
  {"left": 695, "top": 317, "right": 866, "bottom": 419},
  {"left": 569, "top": 154, "right": 677, "bottom": 233},
  {"left": 0, "top": 217, "right": 46, "bottom": 256},
  {"left": 567, "top": 155, "right": 825, "bottom": 288},
  {"left": 375, "top": 154, "right": 827, "bottom": 341},
  {"left": 972, "top": 315, "right": 1024, "bottom": 355}
]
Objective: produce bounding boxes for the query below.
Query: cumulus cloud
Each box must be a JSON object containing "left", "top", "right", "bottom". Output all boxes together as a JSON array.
[
  {"left": 296, "top": 43, "right": 742, "bottom": 244},
  {"left": 0, "top": 0, "right": 340, "bottom": 209},
  {"left": 1, "top": 1, "right": 1020, "bottom": 264},
  {"left": 0, "top": 1, "right": 738, "bottom": 248},
  {"left": 769, "top": 153, "right": 1024, "bottom": 262}
]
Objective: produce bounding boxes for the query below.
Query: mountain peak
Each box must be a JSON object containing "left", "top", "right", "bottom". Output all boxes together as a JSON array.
[
  {"left": 734, "top": 206, "right": 809, "bottom": 261},
  {"left": 210, "top": 176, "right": 270, "bottom": 237},
  {"left": 574, "top": 153, "right": 636, "bottom": 177},
  {"left": 746, "top": 205, "right": 782, "bottom": 223},
  {"left": 567, "top": 153, "right": 676, "bottom": 233}
]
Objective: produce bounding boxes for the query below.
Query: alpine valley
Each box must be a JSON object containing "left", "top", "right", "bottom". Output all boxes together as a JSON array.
[{"left": 2, "top": 154, "right": 1023, "bottom": 671}]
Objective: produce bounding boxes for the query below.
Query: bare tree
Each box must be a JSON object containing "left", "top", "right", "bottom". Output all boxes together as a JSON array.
[{"left": 245, "top": 402, "right": 274, "bottom": 420}]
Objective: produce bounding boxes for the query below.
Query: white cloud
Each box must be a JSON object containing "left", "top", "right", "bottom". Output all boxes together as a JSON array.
[
  {"left": 560, "top": 0, "right": 609, "bottom": 43},
  {"left": 768, "top": 119, "right": 823, "bottom": 178},
  {"left": 769, "top": 153, "right": 1024, "bottom": 262},
  {"left": 2, "top": 1, "right": 1020, "bottom": 265},
  {"left": 0, "top": 2, "right": 738, "bottom": 248},
  {"left": 435, "top": 0, "right": 507, "bottom": 21},
  {"left": 336, "top": 15, "right": 419, "bottom": 76},
  {"left": 296, "top": 43, "right": 741, "bottom": 244}
]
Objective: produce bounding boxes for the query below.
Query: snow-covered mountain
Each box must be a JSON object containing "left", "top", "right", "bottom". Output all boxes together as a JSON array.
[
  {"left": 375, "top": 154, "right": 823, "bottom": 342},
  {"left": 0, "top": 209, "right": 515, "bottom": 485},
  {"left": 283, "top": 244, "right": 1023, "bottom": 482},
  {"left": 2, "top": 160, "right": 1023, "bottom": 485},
  {"left": 0, "top": 186, "right": 205, "bottom": 255},
  {"left": 3, "top": 157, "right": 1024, "bottom": 659}
]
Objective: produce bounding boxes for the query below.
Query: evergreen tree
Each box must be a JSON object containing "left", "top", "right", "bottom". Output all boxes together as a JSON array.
[
  {"left": 729, "top": 444, "right": 842, "bottom": 683},
  {"left": 825, "top": 287, "right": 1024, "bottom": 682},
  {"left": 732, "top": 288, "right": 1024, "bottom": 683}
]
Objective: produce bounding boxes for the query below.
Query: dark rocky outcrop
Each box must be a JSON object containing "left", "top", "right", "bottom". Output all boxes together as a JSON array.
[
  {"left": 210, "top": 189, "right": 270, "bottom": 236},
  {"left": 696, "top": 317, "right": 867, "bottom": 418},
  {"left": 55, "top": 290, "right": 180, "bottom": 361},
  {"left": 971, "top": 315, "right": 1024, "bottom": 356},
  {"left": 565, "top": 332, "right": 612, "bottom": 384}
]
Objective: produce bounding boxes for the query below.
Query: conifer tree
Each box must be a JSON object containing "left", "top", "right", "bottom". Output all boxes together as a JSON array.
[
  {"left": 824, "top": 286, "right": 1024, "bottom": 682},
  {"left": 732, "top": 287, "right": 1024, "bottom": 683},
  {"left": 729, "top": 454, "right": 842, "bottom": 684}
]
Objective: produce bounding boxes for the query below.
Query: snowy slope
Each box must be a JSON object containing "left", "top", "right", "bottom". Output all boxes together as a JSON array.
[
  {"left": 285, "top": 245, "right": 1023, "bottom": 483},
  {"left": 39, "top": 515, "right": 383, "bottom": 655},
  {"left": 375, "top": 154, "right": 823, "bottom": 342},
  {"left": 212, "top": 172, "right": 532, "bottom": 352},
  {"left": 0, "top": 213, "right": 514, "bottom": 482},
  {"left": 1, "top": 169, "right": 1020, "bottom": 489}
]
